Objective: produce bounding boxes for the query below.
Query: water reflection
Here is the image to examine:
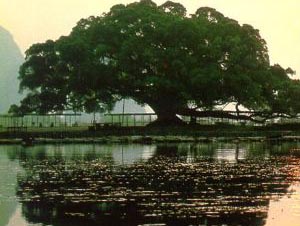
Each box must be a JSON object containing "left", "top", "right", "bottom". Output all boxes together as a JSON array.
[
  {"left": 8, "top": 142, "right": 300, "bottom": 226},
  {"left": 7, "top": 144, "right": 156, "bottom": 164},
  {"left": 0, "top": 146, "right": 22, "bottom": 226},
  {"left": 265, "top": 184, "right": 300, "bottom": 226}
]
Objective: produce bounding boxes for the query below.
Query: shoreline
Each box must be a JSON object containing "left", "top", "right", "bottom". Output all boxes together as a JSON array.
[{"left": 0, "top": 135, "right": 299, "bottom": 145}]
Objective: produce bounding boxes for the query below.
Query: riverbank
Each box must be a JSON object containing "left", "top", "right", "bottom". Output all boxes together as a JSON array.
[
  {"left": 1, "top": 124, "right": 300, "bottom": 145},
  {"left": 1, "top": 134, "right": 300, "bottom": 145}
]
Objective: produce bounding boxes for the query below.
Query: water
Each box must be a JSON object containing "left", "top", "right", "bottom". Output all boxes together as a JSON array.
[{"left": 0, "top": 142, "right": 300, "bottom": 226}]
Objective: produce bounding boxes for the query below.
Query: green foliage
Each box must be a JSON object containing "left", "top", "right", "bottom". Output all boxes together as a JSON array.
[
  {"left": 8, "top": 104, "right": 21, "bottom": 115},
  {"left": 14, "top": 0, "right": 299, "bottom": 122}
]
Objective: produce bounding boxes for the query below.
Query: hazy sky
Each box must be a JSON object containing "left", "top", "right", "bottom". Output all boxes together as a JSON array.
[{"left": 0, "top": 0, "right": 299, "bottom": 78}]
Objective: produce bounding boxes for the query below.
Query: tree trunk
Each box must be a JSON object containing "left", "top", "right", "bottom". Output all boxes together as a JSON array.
[{"left": 147, "top": 104, "right": 186, "bottom": 127}]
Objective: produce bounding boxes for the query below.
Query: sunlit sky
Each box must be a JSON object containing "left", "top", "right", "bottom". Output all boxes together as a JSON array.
[{"left": 0, "top": 0, "right": 299, "bottom": 78}]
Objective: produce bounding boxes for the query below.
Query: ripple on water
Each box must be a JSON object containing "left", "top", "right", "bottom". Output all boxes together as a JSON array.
[{"left": 15, "top": 155, "right": 300, "bottom": 226}]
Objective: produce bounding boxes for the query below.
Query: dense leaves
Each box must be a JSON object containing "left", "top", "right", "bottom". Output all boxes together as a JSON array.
[{"left": 13, "top": 0, "right": 299, "bottom": 123}]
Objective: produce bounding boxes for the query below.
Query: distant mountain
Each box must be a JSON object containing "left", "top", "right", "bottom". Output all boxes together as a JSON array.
[{"left": 0, "top": 26, "right": 24, "bottom": 113}]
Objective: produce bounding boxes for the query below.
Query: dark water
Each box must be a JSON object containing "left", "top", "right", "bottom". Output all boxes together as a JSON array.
[{"left": 0, "top": 142, "right": 300, "bottom": 226}]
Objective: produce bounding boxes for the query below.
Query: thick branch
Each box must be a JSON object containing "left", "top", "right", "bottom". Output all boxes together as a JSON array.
[{"left": 177, "top": 108, "right": 297, "bottom": 124}]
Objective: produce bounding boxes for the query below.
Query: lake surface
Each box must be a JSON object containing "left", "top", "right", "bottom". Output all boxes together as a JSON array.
[{"left": 0, "top": 142, "right": 300, "bottom": 226}]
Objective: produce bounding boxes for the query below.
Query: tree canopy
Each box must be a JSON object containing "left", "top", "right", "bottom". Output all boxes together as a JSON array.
[{"left": 12, "top": 0, "right": 300, "bottom": 124}]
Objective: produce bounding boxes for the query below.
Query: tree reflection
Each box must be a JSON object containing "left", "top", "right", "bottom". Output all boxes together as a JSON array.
[{"left": 15, "top": 143, "right": 300, "bottom": 226}]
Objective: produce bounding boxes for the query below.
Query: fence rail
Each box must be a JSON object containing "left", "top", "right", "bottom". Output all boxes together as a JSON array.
[{"left": 1, "top": 112, "right": 300, "bottom": 129}]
